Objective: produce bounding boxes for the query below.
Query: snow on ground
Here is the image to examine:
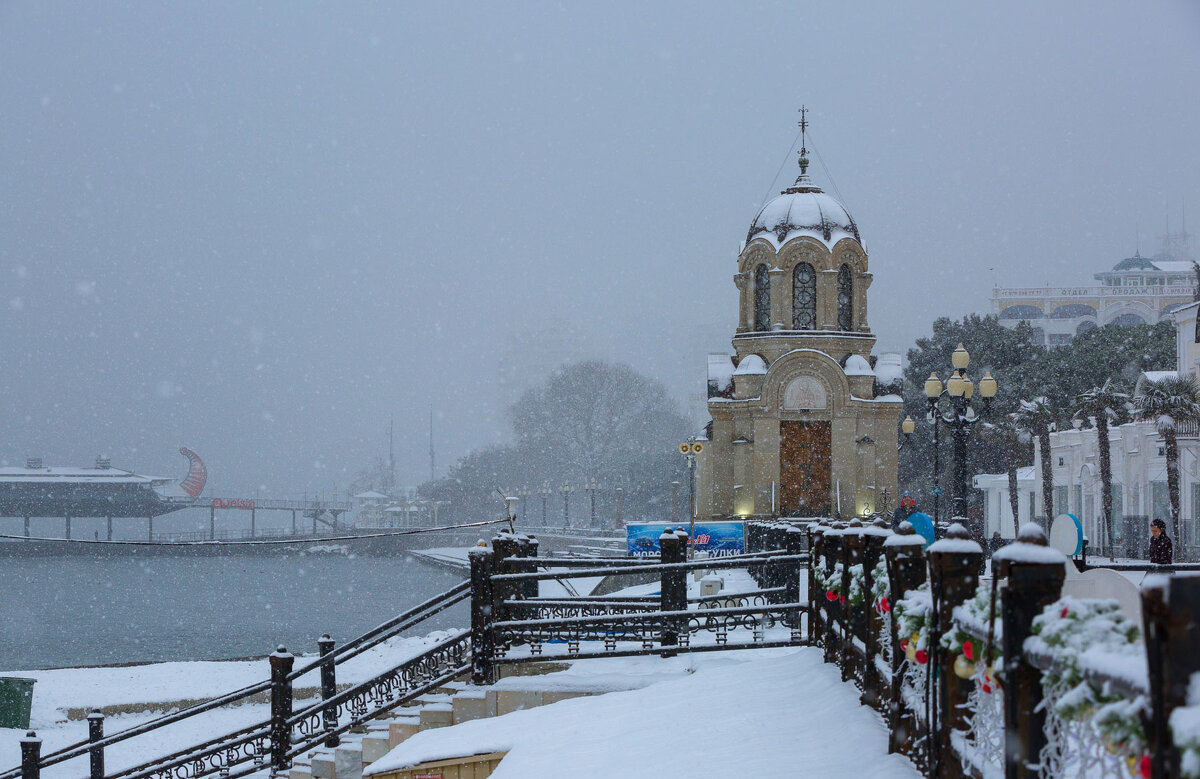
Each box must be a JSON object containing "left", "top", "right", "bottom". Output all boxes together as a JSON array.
[
  {"left": 0, "top": 631, "right": 460, "bottom": 779},
  {"left": 367, "top": 647, "right": 919, "bottom": 779}
]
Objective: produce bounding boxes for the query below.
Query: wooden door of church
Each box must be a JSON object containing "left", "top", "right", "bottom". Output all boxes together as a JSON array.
[{"left": 780, "top": 421, "right": 832, "bottom": 516}]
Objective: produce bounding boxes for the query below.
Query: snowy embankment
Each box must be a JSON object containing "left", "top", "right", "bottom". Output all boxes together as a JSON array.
[
  {"left": 0, "top": 631, "right": 458, "bottom": 779},
  {"left": 366, "top": 647, "right": 919, "bottom": 779}
]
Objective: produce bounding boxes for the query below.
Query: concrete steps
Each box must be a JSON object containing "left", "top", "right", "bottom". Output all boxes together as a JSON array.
[{"left": 286, "top": 672, "right": 602, "bottom": 779}]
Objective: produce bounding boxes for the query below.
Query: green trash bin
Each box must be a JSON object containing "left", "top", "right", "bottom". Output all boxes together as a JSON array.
[{"left": 0, "top": 677, "right": 35, "bottom": 729}]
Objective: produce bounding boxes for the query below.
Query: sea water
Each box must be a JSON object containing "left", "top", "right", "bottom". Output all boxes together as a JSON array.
[{"left": 0, "top": 553, "right": 466, "bottom": 670}]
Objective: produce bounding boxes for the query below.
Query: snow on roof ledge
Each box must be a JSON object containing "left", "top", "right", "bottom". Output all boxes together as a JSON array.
[
  {"left": 844, "top": 355, "right": 873, "bottom": 376},
  {"left": 733, "top": 354, "right": 768, "bottom": 375}
]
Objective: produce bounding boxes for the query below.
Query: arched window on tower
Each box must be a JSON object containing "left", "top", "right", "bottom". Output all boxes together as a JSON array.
[
  {"left": 837, "top": 264, "right": 853, "bottom": 331},
  {"left": 754, "top": 264, "right": 771, "bottom": 331},
  {"left": 792, "top": 263, "right": 816, "bottom": 330}
]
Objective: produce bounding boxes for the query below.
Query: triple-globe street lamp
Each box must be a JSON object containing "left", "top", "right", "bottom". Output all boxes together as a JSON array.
[{"left": 922, "top": 343, "right": 998, "bottom": 524}]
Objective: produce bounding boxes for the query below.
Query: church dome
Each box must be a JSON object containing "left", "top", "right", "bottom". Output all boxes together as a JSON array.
[{"left": 747, "top": 179, "right": 861, "bottom": 249}]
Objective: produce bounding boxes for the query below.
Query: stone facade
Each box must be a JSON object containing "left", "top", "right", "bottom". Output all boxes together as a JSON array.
[{"left": 695, "top": 161, "right": 902, "bottom": 520}]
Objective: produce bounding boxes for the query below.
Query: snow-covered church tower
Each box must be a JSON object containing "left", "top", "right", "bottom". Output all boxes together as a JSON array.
[{"left": 695, "top": 116, "right": 902, "bottom": 519}]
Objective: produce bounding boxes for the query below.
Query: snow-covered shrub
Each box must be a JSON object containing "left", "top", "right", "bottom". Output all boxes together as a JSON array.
[
  {"left": 1030, "top": 597, "right": 1147, "bottom": 753},
  {"left": 1172, "top": 674, "right": 1200, "bottom": 779}
]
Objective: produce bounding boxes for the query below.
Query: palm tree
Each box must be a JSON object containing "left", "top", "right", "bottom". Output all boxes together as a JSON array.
[
  {"left": 1073, "top": 381, "right": 1129, "bottom": 558},
  {"left": 1013, "top": 396, "right": 1057, "bottom": 525},
  {"left": 1134, "top": 374, "right": 1200, "bottom": 546}
]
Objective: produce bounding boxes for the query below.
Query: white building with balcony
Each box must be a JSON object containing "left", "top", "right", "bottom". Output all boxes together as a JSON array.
[
  {"left": 991, "top": 232, "right": 1195, "bottom": 346},
  {"left": 974, "top": 299, "right": 1200, "bottom": 557}
]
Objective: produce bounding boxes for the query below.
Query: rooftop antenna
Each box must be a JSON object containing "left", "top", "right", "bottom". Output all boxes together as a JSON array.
[{"left": 796, "top": 105, "right": 810, "bottom": 179}]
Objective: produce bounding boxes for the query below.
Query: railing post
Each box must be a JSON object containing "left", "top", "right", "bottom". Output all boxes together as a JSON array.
[
  {"left": 317, "top": 633, "right": 339, "bottom": 748},
  {"left": 1144, "top": 573, "right": 1200, "bottom": 779},
  {"left": 20, "top": 731, "right": 40, "bottom": 779},
  {"left": 860, "top": 519, "right": 890, "bottom": 708},
  {"left": 269, "top": 646, "right": 295, "bottom": 773},
  {"left": 522, "top": 535, "right": 540, "bottom": 600},
  {"left": 87, "top": 710, "right": 104, "bottom": 779},
  {"left": 784, "top": 526, "right": 804, "bottom": 627},
  {"left": 840, "top": 520, "right": 864, "bottom": 682},
  {"left": 822, "top": 525, "right": 843, "bottom": 664},
  {"left": 884, "top": 521, "right": 928, "bottom": 755},
  {"left": 659, "top": 529, "right": 683, "bottom": 652},
  {"left": 928, "top": 523, "right": 984, "bottom": 779},
  {"left": 995, "top": 525, "right": 1065, "bottom": 779},
  {"left": 469, "top": 545, "right": 496, "bottom": 685},
  {"left": 807, "top": 523, "right": 826, "bottom": 646}
]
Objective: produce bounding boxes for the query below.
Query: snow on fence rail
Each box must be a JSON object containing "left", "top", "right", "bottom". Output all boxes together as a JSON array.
[{"left": 801, "top": 516, "right": 1200, "bottom": 779}]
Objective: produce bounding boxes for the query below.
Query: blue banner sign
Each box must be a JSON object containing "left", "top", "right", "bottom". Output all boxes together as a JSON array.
[{"left": 626, "top": 521, "right": 745, "bottom": 558}]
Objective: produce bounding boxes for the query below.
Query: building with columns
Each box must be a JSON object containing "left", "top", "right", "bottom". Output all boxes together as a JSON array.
[{"left": 694, "top": 130, "right": 902, "bottom": 520}]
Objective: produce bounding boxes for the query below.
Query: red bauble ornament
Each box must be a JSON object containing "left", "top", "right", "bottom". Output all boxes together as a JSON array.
[
  {"left": 879, "top": 597, "right": 890, "bottom": 613},
  {"left": 963, "top": 640, "right": 974, "bottom": 661},
  {"left": 899, "top": 639, "right": 909, "bottom": 651},
  {"left": 915, "top": 649, "right": 929, "bottom": 665},
  {"left": 1139, "top": 754, "right": 1150, "bottom": 779},
  {"left": 826, "top": 590, "right": 838, "bottom": 602},
  {"left": 1060, "top": 606, "right": 1070, "bottom": 619}
]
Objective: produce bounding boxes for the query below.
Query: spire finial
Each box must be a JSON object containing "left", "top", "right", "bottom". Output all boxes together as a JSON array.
[{"left": 797, "top": 105, "right": 810, "bottom": 177}]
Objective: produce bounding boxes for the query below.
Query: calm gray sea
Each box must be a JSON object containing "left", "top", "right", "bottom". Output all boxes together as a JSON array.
[{"left": 0, "top": 553, "right": 466, "bottom": 670}]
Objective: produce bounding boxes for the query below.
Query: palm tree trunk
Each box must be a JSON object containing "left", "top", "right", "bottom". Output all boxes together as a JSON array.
[
  {"left": 1097, "top": 414, "right": 1114, "bottom": 558},
  {"left": 1165, "top": 427, "right": 1183, "bottom": 544},
  {"left": 1007, "top": 459, "right": 1020, "bottom": 537},
  {"left": 1039, "top": 423, "right": 1054, "bottom": 524}
]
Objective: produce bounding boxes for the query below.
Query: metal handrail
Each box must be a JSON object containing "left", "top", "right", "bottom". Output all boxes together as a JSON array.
[
  {"left": 492, "top": 553, "right": 808, "bottom": 582},
  {"left": 0, "top": 581, "right": 473, "bottom": 779},
  {"left": 286, "top": 630, "right": 470, "bottom": 724},
  {"left": 286, "top": 581, "right": 470, "bottom": 681},
  {"left": 493, "top": 600, "right": 809, "bottom": 631}
]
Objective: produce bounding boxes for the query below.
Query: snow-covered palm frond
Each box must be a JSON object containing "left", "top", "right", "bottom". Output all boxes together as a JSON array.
[
  {"left": 1072, "top": 380, "right": 1129, "bottom": 427},
  {"left": 1133, "top": 375, "right": 1200, "bottom": 433}
]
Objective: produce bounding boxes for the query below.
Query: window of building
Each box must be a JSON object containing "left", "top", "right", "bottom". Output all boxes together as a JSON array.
[
  {"left": 837, "top": 265, "right": 853, "bottom": 331},
  {"left": 1000, "top": 305, "right": 1044, "bottom": 320},
  {"left": 792, "top": 263, "right": 816, "bottom": 330},
  {"left": 1053, "top": 486, "right": 1068, "bottom": 517},
  {"left": 1112, "top": 483, "right": 1124, "bottom": 541},
  {"left": 1073, "top": 483, "right": 1083, "bottom": 515},
  {"left": 754, "top": 264, "right": 770, "bottom": 332},
  {"left": 1152, "top": 481, "right": 1169, "bottom": 525}
]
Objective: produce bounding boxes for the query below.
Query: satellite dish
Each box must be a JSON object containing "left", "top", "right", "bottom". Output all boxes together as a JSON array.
[
  {"left": 1061, "top": 567, "right": 1142, "bottom": 622},
  {"left": 1049, "top": 513, "right": 1084, "bottom": 557}
]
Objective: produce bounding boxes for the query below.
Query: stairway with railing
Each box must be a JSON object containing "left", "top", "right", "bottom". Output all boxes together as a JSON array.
[{"left": 8, "top": 528, "right": 814, "bottom": 779}]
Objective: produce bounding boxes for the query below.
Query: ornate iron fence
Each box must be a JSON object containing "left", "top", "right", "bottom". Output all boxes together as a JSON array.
[{"left": 803, "top": 517, "right": 1200, "bottom": 779}]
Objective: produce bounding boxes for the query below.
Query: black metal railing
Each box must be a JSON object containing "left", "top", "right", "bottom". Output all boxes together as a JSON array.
[
  {"left": 13, "top": 528, "right": 815, "bottom": 779},
  {"left": 9, "top": 583, "right": 471, "bottom": 779},
  {"left": 804, "top": 516, "right": 1200, "bottom": 779}
]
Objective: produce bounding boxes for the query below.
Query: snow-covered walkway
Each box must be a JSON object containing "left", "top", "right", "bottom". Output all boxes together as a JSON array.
[{"left": 367, "top": 646, "right": 919, "bottom": 779}]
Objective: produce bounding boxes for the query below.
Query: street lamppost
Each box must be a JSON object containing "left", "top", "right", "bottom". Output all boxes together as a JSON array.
[
  {"left": 585, "top": 478, "right": 600, "bottom": 528},
  {"left": 678, "top": 437, "right": 704, "bottom": 557},
  {"left": 559, "top": 481, "right": 573, "bottom": 530},
  {"left": 518, "top": 485, "right": 530, "bottom": 524},
  {"left": 539, "top": 482, "right": 550, "bottom": 526},
  {"left": 614, "top": 486, "right": 624, "bottom": 531},
  {"left": 923, "top": 343, "right": 998, "bottom": 525}
]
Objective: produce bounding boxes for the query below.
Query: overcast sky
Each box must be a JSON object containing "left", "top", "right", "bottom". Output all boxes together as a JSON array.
[{"left": 1, "top": 1, "right": 1197, "bottom": 512}]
